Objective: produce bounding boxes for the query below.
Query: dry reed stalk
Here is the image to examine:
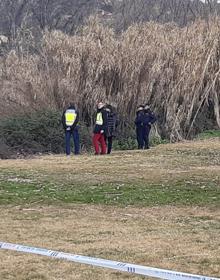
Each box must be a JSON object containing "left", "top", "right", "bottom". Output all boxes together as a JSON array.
[{"left": 0, "top": 17, "right": 219, "bottom": 140}]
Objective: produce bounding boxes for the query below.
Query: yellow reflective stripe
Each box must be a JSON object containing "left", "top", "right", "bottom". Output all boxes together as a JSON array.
[
  {"left": 65, "top": 111, "right": 76, "bottom": 126},
  {"left": 96, "top": 112, "right": 103, "bottom": 125}
]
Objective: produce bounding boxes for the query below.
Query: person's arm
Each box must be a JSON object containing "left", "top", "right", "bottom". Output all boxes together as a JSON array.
[
  {"left": 135, "top": 113, "right": 143, "bottom": 125},
  {"left": 135, "top": 116, "right": 138, "bottom": 125},
  {"left": 61, "top": 111, "right": 66, "bottom": 129},
  {"left": 150, "top": 112, "right": 157, "bottom": 124},
  {"left": 72, "top": 111, "right": 79, "bottom": 130},
  {"left": 115, "top": 115, "right": 119, "bottom": 127},
  {"left": 101, "top": 110, "right": 108, "bottom": 134}
]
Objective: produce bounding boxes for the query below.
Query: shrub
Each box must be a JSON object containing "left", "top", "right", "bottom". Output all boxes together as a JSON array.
[
  {"left": 0, "top": 139, "right": 12, "bottom": 159},
  {"left": 0, "top": 109, "right": 167, "bottom": 157},
  {"left": 0, "top": 110, "right": 64, "bottom": 155}
]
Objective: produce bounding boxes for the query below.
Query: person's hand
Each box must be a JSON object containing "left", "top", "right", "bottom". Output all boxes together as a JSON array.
[{"left": 100, "top": 130, "right": 104, "bottom": 134}]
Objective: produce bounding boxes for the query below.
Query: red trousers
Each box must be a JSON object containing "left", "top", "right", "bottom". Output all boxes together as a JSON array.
[{"left": 93, "top": 133, "right": 107, "bottom": 154}]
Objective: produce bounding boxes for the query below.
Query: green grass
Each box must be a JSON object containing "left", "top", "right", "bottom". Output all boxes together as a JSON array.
[
  {"left": 0, "top": 176, "right": 219, "bottom": 207},
  {"left": 0, "top": 138, "right": 219, "bottom": 208},
  {"left": 197, "top": 130, "right": 220, "bottom": 139}
]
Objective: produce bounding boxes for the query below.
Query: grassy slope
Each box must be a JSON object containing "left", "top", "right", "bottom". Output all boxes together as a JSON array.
[
  {"left": 0, "top": 139, "right": 220, "bottom": 207},
  {"left": 0, "top": 139, "right": 220, "bottom": 279}
]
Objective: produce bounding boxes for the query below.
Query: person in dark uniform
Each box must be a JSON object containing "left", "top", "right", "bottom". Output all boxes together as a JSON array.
[
  {"left": 135, "top": 105, "right": 145, "bottom": 149},
  {"left": 142, "top": 104, "right": 157, "bottom": 149},
  {"left": 62, "top": 103, "right": 80, "bottom": 155},
  {"left": 105, "top": 104, "right": 118, "bottom": 154},
  {"left": 93, "top": 102, "right": 108, "bottom": 155}
]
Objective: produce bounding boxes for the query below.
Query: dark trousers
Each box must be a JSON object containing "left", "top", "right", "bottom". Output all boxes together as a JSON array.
[
  {"left": 143, "top": 126, "right": 150, "bottom": 149},
  {"left": 136, "top": 127, "right": 144, "bottom": 149},
  {"left": 65, "top": 129, "right": 80, "bottom": 155},
  {"left": 106, "top": 136, "right": 113, "bottom": 154},
  {"left": 93, "top": 133, "right": 107, "bottom": 154},
  {"left": 136, "top": 126, "right": 151, "bottom": 149}
]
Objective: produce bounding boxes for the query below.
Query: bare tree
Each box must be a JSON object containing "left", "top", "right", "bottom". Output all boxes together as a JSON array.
[
  {"left": 0, "top": 0, "right": 29, "bottom": 39},
  {"left": 1, "top": 0, "right": 220, "bottom": 51},
  {"left": 102, "top": 0, "right": 220, "bottom": 30},
  {"left": 29, "top": 0, "right": 98, "bottom": 33}
]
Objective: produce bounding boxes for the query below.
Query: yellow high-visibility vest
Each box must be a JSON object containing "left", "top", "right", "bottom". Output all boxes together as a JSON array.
[
  {"left": 65, "top": 109, "right": 77, "bottom": 126},
  {"left": 96, "top": 112, "right": 103, "bottom": 125}
]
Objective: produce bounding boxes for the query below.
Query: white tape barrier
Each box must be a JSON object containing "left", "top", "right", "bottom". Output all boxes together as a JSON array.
[{"left": 0, "top": 242, "right": 219, "bottom": 280}]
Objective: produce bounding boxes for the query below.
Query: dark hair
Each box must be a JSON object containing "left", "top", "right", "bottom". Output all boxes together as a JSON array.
[
  {"left": 69, "top": 103, "right": 75, "bottom": 109},
  {"left": 106, "top": 104, "right": 113, "bottom": 111}
]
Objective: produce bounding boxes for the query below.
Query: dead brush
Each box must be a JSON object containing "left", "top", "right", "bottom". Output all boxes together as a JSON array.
[{"left": 0, "top": 17, "right": 219, "bottom": 140}]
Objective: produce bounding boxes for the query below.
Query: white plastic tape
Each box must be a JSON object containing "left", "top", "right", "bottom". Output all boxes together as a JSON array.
[{"left": 0, "top": 242, "right": 219, "bottom": 280}]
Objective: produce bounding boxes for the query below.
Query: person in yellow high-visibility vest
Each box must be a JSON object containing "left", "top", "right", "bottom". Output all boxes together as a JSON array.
[
  {"left": 93, "top": 102, "right": 108, "bottom": 155},
  {"left": 62, "top": 103, "right": 80, "bottom": 156}
]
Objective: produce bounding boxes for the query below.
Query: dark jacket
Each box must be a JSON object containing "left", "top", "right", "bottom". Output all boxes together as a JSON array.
[
  {"left": 135, "top": 110, "right": 145, "bottom": 128},
  {"left": 143, "top": 110, "right": 157, "bottom": 127},
  {"left": 62, "top": 106, "right": 79, "bottom": 131},
  {"left": 106, "top": 111, "right": 118, "bottom": 137},
  {"left": 135, "top": 110, "right": 156, "bottom": 129},
  {"left": 93, "top": 108, "right": 108, "bottom": 134}
]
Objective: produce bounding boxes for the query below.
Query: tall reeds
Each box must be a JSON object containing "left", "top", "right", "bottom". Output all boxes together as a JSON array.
[{"left": 0, "top": 17, "right": 220, "bottom": 140}]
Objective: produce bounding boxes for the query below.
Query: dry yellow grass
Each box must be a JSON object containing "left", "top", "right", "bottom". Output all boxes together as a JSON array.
[
  {"left": 0, "top": 139, "right": 219, "bottom": 279},
  {"left": 0, "top": 205, "right": 219, "bottom": 280},
  {"left": 0, "top": 139, "right": 219, "bottom": 185}
]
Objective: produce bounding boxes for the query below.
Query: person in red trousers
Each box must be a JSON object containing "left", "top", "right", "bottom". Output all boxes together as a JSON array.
[{"left": 93, "top": 102, "right": 108, "bottom": 155}]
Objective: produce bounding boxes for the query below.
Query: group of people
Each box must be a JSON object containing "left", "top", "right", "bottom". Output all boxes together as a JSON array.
[
  {"left": 61, "top": 102, "right": 156, "bottom": 156},
  {"left": 135, "top": 104, "right": 157, "bottom": 150}
]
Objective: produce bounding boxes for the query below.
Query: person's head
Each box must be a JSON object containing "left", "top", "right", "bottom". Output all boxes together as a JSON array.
[
  {"left": 144, "top": 104, "right": 150, "bottom": 112},
  {"left": 137, "top": 105, "right": 144, "bottom": 113},
  {"left": 105, "top": 104, "right": 113, "bottom": 112},
  {"left": 68, "top": 102, "right": 75, "bottom": 109},
  {"left": 97, "top": 101, "right": 105, "bottom": 110}
]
